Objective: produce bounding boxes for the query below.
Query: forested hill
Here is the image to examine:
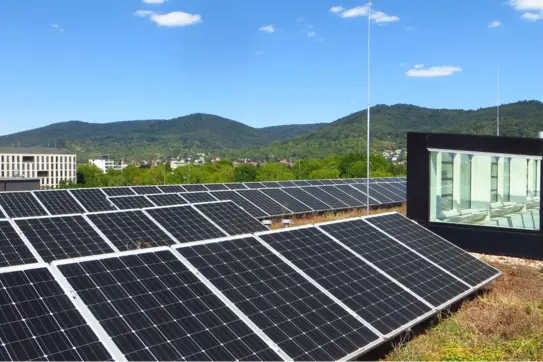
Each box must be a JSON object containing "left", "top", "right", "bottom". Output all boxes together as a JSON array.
[
  {"left": 1, "top": 101, "right": 541, "bottom": 161},
  {"left": 226, "top": 100, "right": 543, "bottom": 159},
  {"left": 0, "top": 114, "right": 322, "bottom": 161}
]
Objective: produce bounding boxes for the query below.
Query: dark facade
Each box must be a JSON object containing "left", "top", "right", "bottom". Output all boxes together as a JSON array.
[
  {"left": 407, "top": 132, "right": 543, "bottom": 260},
  {"left": 0, "top": 178, "right": 41, "bottom": 192}
]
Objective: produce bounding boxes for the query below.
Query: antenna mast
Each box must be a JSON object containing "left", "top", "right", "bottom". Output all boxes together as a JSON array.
[
  {"left": 366, "top": 0, "right": 371, "bottom": 215},
  {"left": 496, "top": 65, "right": 500, "bottom": 136}
]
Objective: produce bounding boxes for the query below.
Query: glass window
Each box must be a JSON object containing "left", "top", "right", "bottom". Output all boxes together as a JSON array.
[{"left": 429, "top": 150, "right": 540, "bottom": 231}]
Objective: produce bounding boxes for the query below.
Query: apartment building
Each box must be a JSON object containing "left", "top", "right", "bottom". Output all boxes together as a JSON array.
[
  {"left": 89, "top": 155, "right": 127, "bottom": 173},
  {"left": 0, "top": 147, "right": 77, "bottom": 188}
]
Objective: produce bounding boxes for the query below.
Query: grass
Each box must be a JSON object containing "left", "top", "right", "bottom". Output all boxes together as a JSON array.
[
  {"left": 270, "top": 204, "right": 543, "bottom": 361},
  {"left": 384, "top": 262, "right": 543, "bottom": 361}
]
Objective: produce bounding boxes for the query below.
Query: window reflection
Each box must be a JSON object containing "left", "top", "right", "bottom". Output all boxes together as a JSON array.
[{"left": 429, "top": 150, "right": 540, "bottom": 230}]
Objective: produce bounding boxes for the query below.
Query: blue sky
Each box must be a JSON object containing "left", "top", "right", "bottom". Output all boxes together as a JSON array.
[{"left": 0, "top": 0, "right": 542, "bottom": 135}]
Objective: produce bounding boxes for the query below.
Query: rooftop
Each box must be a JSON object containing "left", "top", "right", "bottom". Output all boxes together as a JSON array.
[{"left": 0, "top": 147, "right": 73, "bottom": 155}]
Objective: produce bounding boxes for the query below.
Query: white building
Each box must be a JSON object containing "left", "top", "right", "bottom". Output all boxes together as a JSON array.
[
  {"left": 0, "top": 147, "right": 77, "bottom": 189},
  {"left": 170, "top": 159, "right": 187, "bottom": 170},
  {"left": 89, "top": 156, "right": 127, "bottom": 173}
]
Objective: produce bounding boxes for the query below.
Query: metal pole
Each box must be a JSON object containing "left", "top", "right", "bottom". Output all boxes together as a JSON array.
[
  {"left": 366, "top": 0, "right": 371, "bottom": 215},
  {"left": 497, "top": 65, "right": 500, "bottom": 136}
]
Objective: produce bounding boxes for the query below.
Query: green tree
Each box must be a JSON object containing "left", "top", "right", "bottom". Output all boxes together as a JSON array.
[
  {"left": 234, "top": 164, "right": 258, "bottom": 182},
  {"left": 77, "top": 164, "right": 105, "bottom": 187},
  {"left": 256, "top": 163, "right": 295, "bottom": 181},
  {"left": 309, "top": 168, "right": 340, "bottom": 179}
]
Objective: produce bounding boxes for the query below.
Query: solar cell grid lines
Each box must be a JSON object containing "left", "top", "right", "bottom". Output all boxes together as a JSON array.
[
  {"left": 146, "top": 205, "right": 227, "bottom": 244},
  {"left": 334, "top": 185, "right": 367, "bottom": 205},
  {"left": 305, "top": 180, "right": 324, "bottom": 186},
  {"left": 146, "top": 193, "right": 188, "bottom": 207},
  {"left": 369, "top": 185, "right": 402, "bottom": 203},
  {"left": 182, "top": 184, "right": 208, "bottom": 192},
  {"left": 291, "top": 180, "right": 311, "bottom": 186},
  {"left": 277, "top": 181, "right": 297, "bottom": 187},
  {"left": 194, "top": 201, "right": 268, "bottom": 235},
  {"left": 365, "top": 213, "right": 500, "bottom": 287},
  {"left": 281, "top": 188, "right": 332, "bottom": 211},
  {"left": 209, "top": 191, "right": 269, "bottom": 219},
  {"left": 260, "top": 181, "right": 282, "bottom": 188},
  {"left": 237, "top": 190, "right": 289, "bottom": 217},
  {"left": 158, "top": 185, "right": 186, "bottom": 193},
  {"left": 102, "top": 187, "right": 136, "bottom": 197},
  {"left": 203, "top": 184, "right": 229, "bottom": 191},
  {"left": 108, "top": 195, "right": 155, "bottom": 210},
  {"left": 301, "top": 187, "right": 349, "bottom": 210},
  {"left": 180, "top": 192, "right": 217, "bottom": 204},
  {"left": 57, "top": 250, "right": 281, "bottom": 361},
  {"left": 260, "top": 189, "right": 314, "bottom": 214},
  {"left": 243, "top": 182, "right": 265, "bottom": 189},
  {"left": 0, "top": 220, "right": 38, "bottom": 267},
  {"left": 258, "top": 227, "right": 434, "bottom": 336},
  {"left": 34, "top": 190, "right": 86, "bottom": 215},
  {"left": 131, "top": 186, "right": 163, "bottom": 195},
  {"left": 223, "top": 183, "right": 248, "bottom": 190},
  {"left": 14, "top": 215, "right": 115, "bottom": 262},
  {"left": 317, "top": 186, "right": 362, "bottom": 208},
  {"left": 0, "top": 265, "right": 112, "bottom": 361},
  {"left": 0, "top": 192, "right": 49, "bottom": 218},
  {"left": 348, "top": 185, "right": 382, "bottom": 205},
  {"left": 70, "top": 189, "right": 117, "bottom": 212},
  {"left": 86, "top": 210, "right": 175, "bottom": 251},
  {"left": 178, "top": 237, "right": 380, "bottom": 361},
  {"left": 320, "top": 218, "right": 472, "bottom": 308}
]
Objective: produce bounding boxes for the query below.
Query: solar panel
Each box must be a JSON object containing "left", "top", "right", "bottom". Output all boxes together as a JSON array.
[
  {"left": 146, "top": 193, "right": 188, "bottom": 206},
  {"left": 14, "top": 216, "right": 115, "bottom": 262},
  {"left": 260, "top": 189, "right": 314, "bottom": 214},
  {"left": 369, "top": 184, "right": 403, "bottom": 203},
  {"left": 320, "top": 219, "right": 471, "bottom": 308},
  {"left": 210, "top": 191, "right": 269, "bottom": 219},
  {"left": 146, "top": 205, "right": 227, "bottom": 243},
  {"left": 182, "top": 184, "right": 208, "bottom": 192},
  {"left": 291, "top": 180, "right": 311, "bottom": 186},
  {"left": 131, "top": 186, "right": 163, "bottom": 195},
  {"left": 57, "top": 250, "right": 281, "bottom": 361},
  {"left": 381, "top": 183, "right": 406, "bottom": 198},
  {"left": 33, "top": 190, "right": 86, "bottom": 215},
  {"left": 87, "top": 210, "right": 175, "bottom": 251},
  {"left": 260, "top": 181, "right": 282, "bottom": 188},
  {"left": 178, "top": 237, "right": 380, "bottom": 361},
  {"left": 331, "top": 179, "right": 347, "bottom": 185},
  {"left": 180, "top": 192, "right": 217, "bottom": 204},
  {"left": 318, "top": 179, "right": 334, "bottom": 185},
  {"left": 277, "top": 181, "right": 297, "bottom": 187},
  {"left": 334, "top": 185, "right": 367, "bottom": 205},
  {"left": 318, "top": 186, "right": 363, "bottom": 208},
  {"left": 365, "top": 213, "right": 500, "bottom": 287},
  {"left": 158, "top": 185, "right": 186, "bottom": 193},
  {"left": 237, "top": 190, "right": 289, "bottom": 216},
  {"left": 305, "top": 180, "right": 324, "bottom": 186},
  {"left": 109, "top": 195, "right": 155, "bottom": 210},
  {"left": 0, "top": 265, "right": 114, "bottom": 361},
  {"left": 0, "top": 220, "right": 38, "bottom": 267},
  {"left": 302, "top": 187, "right": 350, "bottom": 209},
  {"left": 70, "top": 189, "right": 117, "bottom": 212},
  {"left": 243, "top": 182, "right": 265, "bottom": 189},
  {"left": 102, "top": 187, "right": 136, "bottom": 197},
  {"left": 347, "top": 185, "right": 380, "bottom": 206},
  {"left": 224, "top": 183, "right": 248, "bottom": 190},
  {"left": 0, "top": 192, "right": 48, "bottom": 218},
  {"left": 258, "top": 228, "right": 434, "bottom": 336},
  {"left": 281, "top": 188, "right": 332, "bottom": 211},
  {"left": 194, "top": 201, "right": 268, "bottom": 235},
  {"left": 203, "top": 184, "right": 229, "bottom": 191}
]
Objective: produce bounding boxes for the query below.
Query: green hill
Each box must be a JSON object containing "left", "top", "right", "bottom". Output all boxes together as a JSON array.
[
  {"left": 1, "top": 100, "right": 541, "bottom": 161},
  {"left": 227, "top": 100, "right": 543, "bottom": 159}
]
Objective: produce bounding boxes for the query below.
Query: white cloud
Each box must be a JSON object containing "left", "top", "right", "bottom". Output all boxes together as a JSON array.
[
  {"left": 134, "top": 10, "right": 202, "bottom": 27},
  {"left": 52, "top": 24, "right": 59, "bottom": 28},
  {"left": 259, "top": 25, "right": 275, "bottom": 33},
  {"left": 332, "top": 4, "right": 400, "bottom": 23},
  {"left": 488, "top": 20, "right": 502, "bottom": 28},
  {"left": 142, "top": 0, "right": 167, "bottom": 3},
  {"left": 414, "top": 64, "right": 424, "bottom": 69},
  {"left": 521, "top": 11, "right": 543, "bottom": 20},
  {"left": 508, "top": 0, "right": 543, "bottom": 21},
  {"left": 329, "top": 6, "right": 345, "bottom": 14},
  {"left": 52, "top": 24, "right": 64, "bottom": 32},
  {"left": 406, "top": 65, "right": 463, "bottom": 78},
  {"left": 307, "top": 31, "right": 316, "bottom": 37}
]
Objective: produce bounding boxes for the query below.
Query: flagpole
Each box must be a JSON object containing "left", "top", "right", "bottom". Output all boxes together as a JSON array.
[
  {"left": 496, "top": 65, "right": 500, "bottom": 136},
  {"left": 366, "top": 0, "right": 371, "bottom": 215}
]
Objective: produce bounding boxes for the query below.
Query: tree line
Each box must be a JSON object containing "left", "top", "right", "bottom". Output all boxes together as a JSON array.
[{"left": 59, "top": 153, "right": 406, "bottom": 188}]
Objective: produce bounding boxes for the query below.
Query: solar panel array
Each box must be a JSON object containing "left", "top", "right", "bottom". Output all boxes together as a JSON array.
[
  {"left": 0, "top": 205, "right": 500, "bottom": 361},
  {"left": 0, "top": 178, "right": 406, "bottom": 220}
]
